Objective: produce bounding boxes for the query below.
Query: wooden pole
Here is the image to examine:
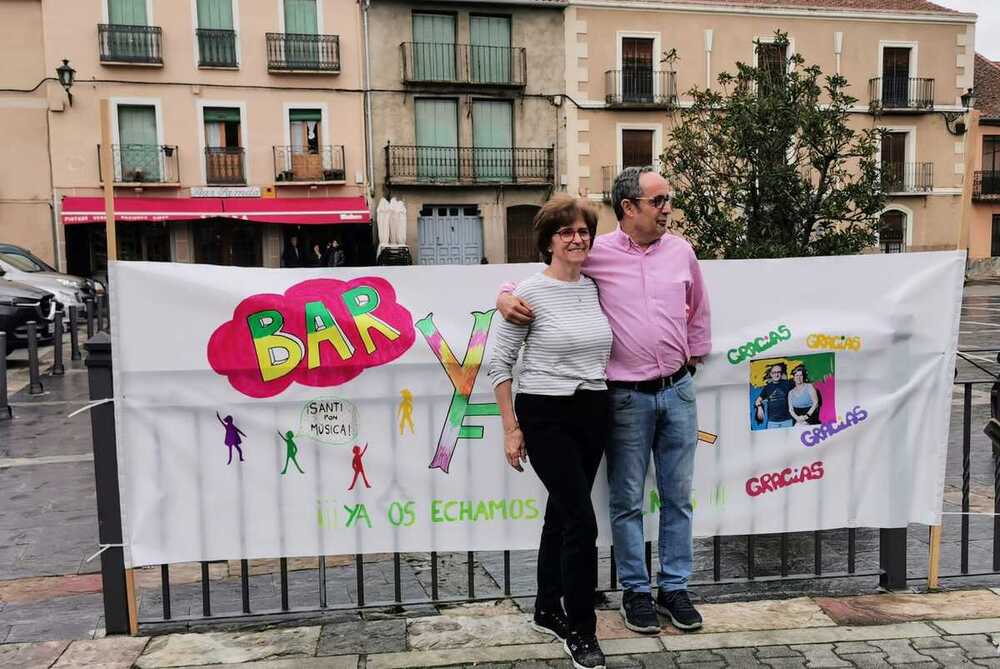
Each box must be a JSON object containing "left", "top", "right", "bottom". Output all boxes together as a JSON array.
[
  {"left": 98, "top": 99, "right": 117, "bottom": 262},
  {"left": 927, "top": 525, "right": 943, "bottom": 590},
  {"left": 125, "top": 568, "right": 139, "bottom": 635}
]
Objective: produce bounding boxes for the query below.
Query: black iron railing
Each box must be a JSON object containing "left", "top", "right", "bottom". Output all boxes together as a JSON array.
[
  {"left": 265, "top": 33, "right": 340, "bottom": 72},
  {"left": 869, "top": 77, "right": 935, "bottom": 111},
  {"left": 197, "top": 28, "right": 237, "bottom": 68},
  {"left": 605, "top": 69, "right": 677, "bottom": 106},
  {"left": 386, "top": 145, "right": 553, "bottom": 185},
  {"left": 603, "top": 165, "right": 614, "bottom": 202},
  {"left": 881, "top": 162, "right": 934, "bottom": 193},
  {"left": 273, "top": 145, "right": 346, "bottom": 182},
  {"left": 98, "top": 24, "right": 163, "bottom": 65},
  {"left": 97, "top": 144, "right": 179, "bottom": 184},
  {"left": 400, "top": 42, "right": 527, "bottom": 87},
  {"left": 205, "top": 147, "right": 245, "bottom": 184},
  {"left": 974, "top": 171, "right": 1000, "bottom": 200}
]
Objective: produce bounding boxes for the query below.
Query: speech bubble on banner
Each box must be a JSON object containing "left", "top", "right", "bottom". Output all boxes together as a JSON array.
[{"left": 299, "top": 397, "right": 359, "bottom": 445}]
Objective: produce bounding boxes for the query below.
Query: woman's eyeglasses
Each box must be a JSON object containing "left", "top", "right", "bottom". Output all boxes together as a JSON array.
[{"left": 555, "top": 227, "right": 592, "bottom": 242}]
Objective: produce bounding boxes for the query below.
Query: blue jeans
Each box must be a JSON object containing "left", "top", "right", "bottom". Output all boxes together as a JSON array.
[
  {"left": 607, "top": 373, "right": 698, "bottom": 593},
  {"left": 768, "top": 418, "right": 795, "bottom": 429}
]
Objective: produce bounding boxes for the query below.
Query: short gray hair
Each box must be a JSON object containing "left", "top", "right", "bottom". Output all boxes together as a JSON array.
[{"left": 611, "top": 166, "right": 655, "bottom": 221}]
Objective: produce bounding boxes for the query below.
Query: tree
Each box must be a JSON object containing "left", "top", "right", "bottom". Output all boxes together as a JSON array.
[{"left": 662, "top": 33, "right": 887, "bottom": 259}]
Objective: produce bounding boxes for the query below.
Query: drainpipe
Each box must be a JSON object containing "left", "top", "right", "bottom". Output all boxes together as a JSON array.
[{"left": 361, "top": 0, "right": 375, "bottom": 199}]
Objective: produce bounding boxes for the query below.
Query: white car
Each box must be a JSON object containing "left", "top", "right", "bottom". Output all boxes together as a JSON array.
[{"left": 0, "top": 244, "right": 97, "bottom": 312}]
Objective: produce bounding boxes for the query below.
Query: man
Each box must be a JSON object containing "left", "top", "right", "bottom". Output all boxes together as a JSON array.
[
  {"left": 281, "top": 235, "right": 302, "bottom": 268},
  {"left": 325, "top": 239, "right": 346, "bottom": 268},
  {"left": 498, "top": 166, "right": 711, "bottom": 633},
  {"left": 755, "top": 363, "right": 795, "bottom": 429}
]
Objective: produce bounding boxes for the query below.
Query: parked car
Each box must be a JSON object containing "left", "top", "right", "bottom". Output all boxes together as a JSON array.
[
  {"left": 0, "top": 243, "right": 99, "bottom": 311},
  {"left": 0, "top": 278, "right": 56, "bottom": 353}
]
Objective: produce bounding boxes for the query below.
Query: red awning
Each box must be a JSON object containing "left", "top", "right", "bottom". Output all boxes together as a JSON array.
[{"left": 61, "top": 196, "right": 371, "bottom": 225}]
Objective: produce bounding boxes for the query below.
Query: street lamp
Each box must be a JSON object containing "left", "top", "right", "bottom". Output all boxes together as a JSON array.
[
  {"left": 55, "top": 59, "right": 75, "bottom": 107},
  {"left": 942, "top": 87, "right": 976, "bottom": 136}
]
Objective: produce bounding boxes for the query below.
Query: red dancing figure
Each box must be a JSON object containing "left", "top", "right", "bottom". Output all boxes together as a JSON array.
[
  {"left": 347, "top": 443, "right": 371, "bottom": 490},
  {"left": 216, "top": 412, "right": 246, "bottom": 465}
]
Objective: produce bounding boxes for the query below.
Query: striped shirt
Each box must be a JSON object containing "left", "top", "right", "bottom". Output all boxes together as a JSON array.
[{"left": 488, "top": 272, "right": 613, "bottom": 396}]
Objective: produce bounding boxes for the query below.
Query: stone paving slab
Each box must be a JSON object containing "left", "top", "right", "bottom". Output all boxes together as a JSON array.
[
  {"left": 135, "top": 626, "right": 322, "bottom": 668},
  {"left": 816, "top": 590, "right": 1000, "bottom": 626},
  {"left": 171, "top": 659, "right": 358, "bottom": 669},
  {"left": 933, "top": 617, "right": 1000, "bottom": 635},
  {"left": 407, "top": 612, "right": 549, "bottom": 650},
  {"left": 0, "top": 639, "right": 69, "bottom": 669},
  {"left": 52, "top": 636, "right": 150, "bottom": 668},
  {"left": 0, "top": 573, "right": 104, "bottom": 604},
  {"left": 657, "top": 622, "right": 939, "bottom": 652},
  {"left": 365, "top": 642, "right": 565, "bottom": 669}
]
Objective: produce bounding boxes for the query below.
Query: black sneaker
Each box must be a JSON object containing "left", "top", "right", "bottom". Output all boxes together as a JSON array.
[
  {"left": 619, "top": 590, "right": 660, "bottom": 634},
  {"left": 563, "top": 633, "right": 606, "bottom": 669},
  {"left": 531, "top": 607, "right": 571, "bottom": 640},
  {"left": 656, "top": 589, "right": 703, "bottom": 631}
]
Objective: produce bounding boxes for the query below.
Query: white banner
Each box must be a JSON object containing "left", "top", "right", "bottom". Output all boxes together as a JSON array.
[{"left": 111, "top": 252, "right": 964, "bottom": 568}]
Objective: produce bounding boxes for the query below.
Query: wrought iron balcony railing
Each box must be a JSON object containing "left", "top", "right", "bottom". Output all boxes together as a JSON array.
[
  {"left": 386, "top": 145, "right": 553, "bottom": 185},
  {"left": 881, "top": 162, "right": 933, "bottom": 193},
  {"left": 400, "top": 42, "right": 527, "bottom": 87},
  {"left": 274, "top": 145, "right": 346, "bottom": 183},
  {"left": 98, "top": 144, "right": 179, "bottom": 184},
  {"left": 98, "top": 24, "right": 163, "bottom": 65},
  {"left": 205, "top": 147, "right": 245, "bottom": 184},
  {"left": 197, "top": 28, "right": 238, "bottom": 68},
  {"left": 605, "top": 69, "right": 677, "bottom": 107},
  {"left": 974, "top": 171, "right": 1000, "bottom": 200},
  {"left": 265, "top": 33, "right": 340, "bottom": 72},
  {"left": 603, "top": 165, "right": 614, "bottom": 202},
  {"left": 869, "top": 77, "right": 935, "bottom": 111}
]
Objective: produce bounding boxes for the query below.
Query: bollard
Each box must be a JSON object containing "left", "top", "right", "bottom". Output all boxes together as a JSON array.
[
  {"left": 69, "top": 306, "right": 81, "bottom": 361},
  {"left": 97, "top": 294, "right": 107, "bottom": 332},
  {"left": 52, "top": 309, "right": 65, "bottom": 376},
  {"left": 0, "top": 332, "right": 11, "bottom": 421},
  {"left": 86, "top": 299, "right": 95, "bottom": 339},
  {"left": 27, "top": 321, "right": 43, "bottom": 395}
]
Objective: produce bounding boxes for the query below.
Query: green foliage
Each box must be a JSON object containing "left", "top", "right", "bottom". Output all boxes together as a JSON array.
[{"left": 662, "top": 32, "right": 887, "bottom": 259}]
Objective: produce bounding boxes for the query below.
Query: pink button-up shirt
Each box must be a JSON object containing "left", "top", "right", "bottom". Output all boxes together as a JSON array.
[{"left": 580, "top": 228, "right": 712, "bottom": 382}]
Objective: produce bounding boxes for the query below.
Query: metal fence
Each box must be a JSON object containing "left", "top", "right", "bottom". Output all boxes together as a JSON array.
[
  {"left": 97, "top": 144, "right": 180, "bottom": 185},
  {"left": 197, "top": 29, "right": 238, "bottom": 68},
  {"left": 205, "top": 147, "right": 245, "bottom": 185},
  {"left": 400, "top": 42, "right": 527, "bottom": 87},
  {"left": 869, "top": 77, "right": 935, "bottom": 111},
  {"left": 265, "top": 32, "right": 340, "bottom": 72},
  {"left": 273, "top": 145, "right": 346, "bottom": 183},
  {"left": 604, "top": 69, "right": 677, "bottom": 107},
  {"left": 98, "top": 24, "right": 163, "bottom": 65},
  {"left": 85, "top": 344, "right": 999, "bottom": 634},
  {"left": 386, "top": 145, "right": 554, "bottom": 186},
  {"left": 974, "top": 171, "right": 1000, "bottom": 201},
  {"left": 881, "top": 162, "right": 934, "bottom": 194}
]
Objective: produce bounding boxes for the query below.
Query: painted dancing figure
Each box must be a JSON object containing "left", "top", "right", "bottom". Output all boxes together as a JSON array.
[
  {"left": 278, "top": 430, "right": 305, "bottom": 475},
  {"left": 217, "top": 412, "right": 247, "bottom": 465},
  {"left": 348, "top": 443, "right": 371, "bottom": 490},
  {"left": 397, "top": 388, "right": 415, "bottom": 435}
]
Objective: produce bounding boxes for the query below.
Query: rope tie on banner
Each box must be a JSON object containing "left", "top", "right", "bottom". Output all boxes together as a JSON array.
[
  {"left": 67, "top": 397, "right": 113, "bottom": 418},
  {"left": 86, "top": 543, "right": 124, "bottom": 562}
]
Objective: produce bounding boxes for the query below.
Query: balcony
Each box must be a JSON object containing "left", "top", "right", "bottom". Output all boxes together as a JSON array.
[
  {"left": 205, "top": 147, "right": 245, "bottom": 184},
  {"left": 869, "top": 77, "right": 935, "bottom": 112},
  {"left": 605, "top": 69, "right": 677, "bottom": 108},
  {"left": 274, "top": 145, "right": 346, "bottom": 184},
  {"left": 882, "top": 162, "right": 933, "bottom": 194},
  {"left": 98, "top": 144, "right": 179, "bottom": 185},
  {"left": 266, "top": 33, "right": 340, "bottom": 72},
  {"left": 98, "top": 24, "right": 163, "bottom": 65},
  {"left": 400, "top": 42, "right": 527, "bottom": 88},
  {"left": 386, "top": 145, "right": 553, "bottom": 186},
  {"left": 602, "top": 165, "right": 614, "bottom": 202},
  {"left": 974, "top": 171, "right": 1000, "bottom": 201},
  {"left": 197, "top": 28, "right": 238, "bottom": 68}
]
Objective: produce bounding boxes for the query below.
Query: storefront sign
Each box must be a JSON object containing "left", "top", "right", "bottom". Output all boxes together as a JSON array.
[{"left": 191, "top": 186, "right": 262, "bottom": 198}]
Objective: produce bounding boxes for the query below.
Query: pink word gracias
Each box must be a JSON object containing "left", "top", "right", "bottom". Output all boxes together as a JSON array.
[
  {"left": 745, "top": 461, "right": 824, "bottom": 497},
  {"left": 207, "top": 278, "right": 415, "bottom": 398}
]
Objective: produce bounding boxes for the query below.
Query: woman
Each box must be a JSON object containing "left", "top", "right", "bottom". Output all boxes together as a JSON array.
[
  {"left": 309, "top": 243, "right": 324, "bottom": 267},
  {"left": 788, "top": 365, "right": 820, "bottom": 425},
  {"left": 488, "top": 195, "right": 611, "bottom": 669}
]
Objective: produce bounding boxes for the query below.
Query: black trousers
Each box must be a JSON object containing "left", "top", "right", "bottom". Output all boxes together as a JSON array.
[{"left": 516, "top": 389, "right": 608, "bottom": 636}]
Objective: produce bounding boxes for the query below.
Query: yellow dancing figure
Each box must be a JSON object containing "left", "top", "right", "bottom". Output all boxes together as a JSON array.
[{"left": 397, "top": 388, "right": 415, "bottom": 435}]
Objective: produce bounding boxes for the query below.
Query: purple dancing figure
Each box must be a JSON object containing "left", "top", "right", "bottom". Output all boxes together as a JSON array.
[{"left": 216, "top": 412, "right": 247, "bottom": 465}]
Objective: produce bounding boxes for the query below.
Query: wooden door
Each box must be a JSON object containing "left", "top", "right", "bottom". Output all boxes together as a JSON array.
[
  {"left": 506, "top": 205, "right": 539, "bottom": 263},
  {"left": 882, "top": 47, "right": 911, "bottom": 106},
  {"left": 622, "top": 129, "right": 654, "bottom": 169},
  {"left": 881, "top": 132, "right": 906, "bottom": 191},
  {"left": 622, "top": 38, "right": 653, "bottom": 102}
]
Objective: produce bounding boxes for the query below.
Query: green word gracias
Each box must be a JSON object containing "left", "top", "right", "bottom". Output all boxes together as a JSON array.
[
  {"left": 727, "top": 325, "right": 791, "bottom": 364},
  {"left": 431, "top": 498, "right": 540, "bottom": 523}
]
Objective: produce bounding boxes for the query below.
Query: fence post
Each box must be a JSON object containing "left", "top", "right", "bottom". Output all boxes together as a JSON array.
[
  {"left": 69, "top": 306, "right": 81, "bottom": 361},
  {"left": 85, "top": 332, "right": 130, "bottom": 634},
  {"left": 86, "top": 298, "right": 95, "bottom": 339},
  {"left": 0, "top": 332, "right": 11, "bottom": 421},
  {"left": 52, "top": 308, "right": 65, "bottom": 376},
  {"left": 879, "top": 527, "right": 908, "bottom": 591},
  {"left": 27, "top": 321, "right": 43, "bottom": 395}
]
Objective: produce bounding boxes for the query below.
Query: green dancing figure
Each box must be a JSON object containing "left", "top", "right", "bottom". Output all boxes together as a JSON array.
[{"left": 277, "top": 430, "right": 305, "bottom": 475}]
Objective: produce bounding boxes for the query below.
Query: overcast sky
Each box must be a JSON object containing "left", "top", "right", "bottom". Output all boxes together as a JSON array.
[{"left": 933, "top": 0, "right": 999, "bottom": 59}]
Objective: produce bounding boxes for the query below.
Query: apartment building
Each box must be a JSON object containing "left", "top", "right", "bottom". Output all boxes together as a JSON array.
[
  {"left": 1, "top": 0, "right": 371, "bottom": 275},
  {"left": 564, "top": 0, "right": 977, "bottom": 253},
  {"left": 965, "top": 54, "right": 1000, "bottom": 261},
  {"left": 363, "top": 0, "right": 567, "bottom": 264}
]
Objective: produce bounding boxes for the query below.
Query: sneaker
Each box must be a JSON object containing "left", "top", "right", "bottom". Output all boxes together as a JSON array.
[
  {"left": 531, "top": 607, "right": 571, "bottom": 640},
  {"left": 656, "top": 589, "right": 703, "bottom": 631},
  {"left": 563, "top": 633, "right": 606, "bottom": 669},
  {"left": 619, "top": 590, "right": 660, "bottom": 634}
]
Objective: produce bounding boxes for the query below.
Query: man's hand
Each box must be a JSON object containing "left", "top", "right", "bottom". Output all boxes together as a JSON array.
[
  {"left": 688, "top": 356, "right": 704, "bottom": 366},
  {"left": 497, "top": 292, "right": 534, "bottom": 325}
]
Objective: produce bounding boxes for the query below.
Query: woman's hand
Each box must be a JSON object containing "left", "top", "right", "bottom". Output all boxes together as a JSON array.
[{"left": 504, "top": 427, "right": 526, "bottom": 472}]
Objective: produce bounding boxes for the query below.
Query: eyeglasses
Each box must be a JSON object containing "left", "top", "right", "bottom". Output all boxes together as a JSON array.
[
  {"left": 555, "top": 227, "right": 592, "bottom": 242},
  {"left": 631, "top": 194, "right": 672, "bottom": 209}
]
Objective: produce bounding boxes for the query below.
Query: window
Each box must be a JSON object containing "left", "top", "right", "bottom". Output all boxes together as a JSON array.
[
  {"left": 985, "top": 136, "right": 1000, "bottom": 173},
  {"left": 412, "top": 13, "right": 456, "bottom": 81},
  {"left": 473, "top": 100, "right": 513, "bottom": 181},
  {"left": 108, "top": 0, "right": 147, "bottom": 25},
  {"left": 117, "top": 105, "right": 160, "bottom": 182},
  {"left": 880, "top": 211, "right": 905, "bottom": 253},
  {"left": 758, "top": 42, "right": 786, "bottom": 94},
  {"left": 287, "top": 108, "right": 324, "bottom": 180},
  {"left": 622, "top": 37, "right": 655, "bottom": 102},
  {"left": 881, "top": 132, "right": 907, "bottom": 192},
  {"left": 203, "top": 107, "right": 244, "bottom": 184},
  {"left": 415, "top": 99, "right": 458, "bottom": 180},
  {"left": 622, "top": 129, "right": 654, "bottom": 169},
  {"left": 470, "top": 15, "right": 511, "bottom": 84},
  {"left": 882, "top": 47, "right": 911, "bottom": 107},
  {"left": 196, "top": 0, "right": 236, "bottom": 67}
]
